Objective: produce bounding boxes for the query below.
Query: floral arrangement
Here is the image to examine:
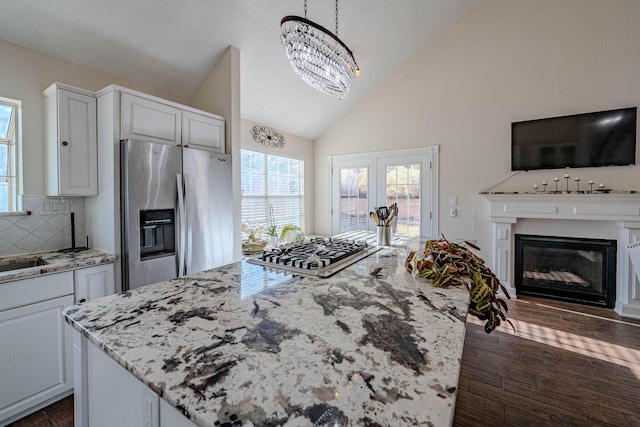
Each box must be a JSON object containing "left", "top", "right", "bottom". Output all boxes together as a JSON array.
[{"left": 405, "top": 237, "right": 513, "bottom": 333}]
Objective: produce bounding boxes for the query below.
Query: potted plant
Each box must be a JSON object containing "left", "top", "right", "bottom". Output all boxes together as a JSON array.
[{"left": 241, "top": 223, "right": 267, "bottom": 255}]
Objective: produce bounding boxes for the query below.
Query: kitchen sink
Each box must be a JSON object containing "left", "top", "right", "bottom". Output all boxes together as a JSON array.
[{"left": 0, "top": 258, "right": 48, "bottom": 272}]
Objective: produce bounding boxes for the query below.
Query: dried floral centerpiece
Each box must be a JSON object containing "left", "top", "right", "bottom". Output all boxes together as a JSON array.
[{"left": 405, "top": 237, "right": 514, "bottom": 333}]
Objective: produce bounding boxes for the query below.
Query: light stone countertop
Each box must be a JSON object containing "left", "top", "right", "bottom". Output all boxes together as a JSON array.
[
  {"left": 0, "top": 249, "right": 117, "bottom": 283},
  {"left": 64, "top": 241, "right": 470, "bottom": 426}
]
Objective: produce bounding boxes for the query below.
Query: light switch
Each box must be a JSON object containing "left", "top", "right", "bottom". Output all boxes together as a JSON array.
[{"left": 450, "top": 196, "right": 457, "bottom": 207}]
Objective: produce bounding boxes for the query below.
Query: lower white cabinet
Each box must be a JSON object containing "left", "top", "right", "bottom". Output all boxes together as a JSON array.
[
  {"left": 74, "top": 263, "right": 115, "bottom": 303},
  {"left": 0, "top": 275, "right": 74, "bottom": 424},
  {"left": 0, "top": 262, "right": 115, "bottom": 425},
  {"left": 79, "top": 337, "right": 196, "bottom": 427}
]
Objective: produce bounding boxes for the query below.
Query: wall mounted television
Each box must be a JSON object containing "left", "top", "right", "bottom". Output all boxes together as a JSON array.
[{"left": 511, "top": 107, "right": 637, "bottom": 171}]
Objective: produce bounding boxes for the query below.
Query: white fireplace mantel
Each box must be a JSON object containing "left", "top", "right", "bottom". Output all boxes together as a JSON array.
[{"left": 483, "top": 192, "right": 640, "bottom": 319}]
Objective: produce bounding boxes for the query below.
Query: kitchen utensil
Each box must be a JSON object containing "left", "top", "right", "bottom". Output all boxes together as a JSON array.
[{"left": 370, "top": 211, "right": 381, "bottom": 226}]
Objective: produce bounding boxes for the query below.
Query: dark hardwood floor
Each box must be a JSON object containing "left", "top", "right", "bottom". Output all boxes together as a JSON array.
[
  {"left": 8, "top": 296, "right": 640, "bottom": 426},
  {"left": 454, "top": 296, "right": 640, "bottom": 427}
]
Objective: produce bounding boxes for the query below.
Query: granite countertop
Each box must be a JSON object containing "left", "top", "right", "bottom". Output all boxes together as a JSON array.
[
  {"left": 64, "top": 243, "right": 470, "bottom": 426},
  {"left": 0, "top": 249, "right": 117, "bottom": 283}
]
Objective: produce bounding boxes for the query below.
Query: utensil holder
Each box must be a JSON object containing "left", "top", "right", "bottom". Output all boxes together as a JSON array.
[{"left": 376, "top": 225, "right": 391, "bottom": 246}]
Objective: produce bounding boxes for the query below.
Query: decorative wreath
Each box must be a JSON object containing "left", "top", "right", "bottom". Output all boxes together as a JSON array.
[{"left": 251, "top": 125, "right": 285, "bottom": 149}]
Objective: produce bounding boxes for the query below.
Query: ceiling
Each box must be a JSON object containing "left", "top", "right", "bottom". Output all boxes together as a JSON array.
[{"left": 0, "top": 0, "right": 478, "bottom": 140}]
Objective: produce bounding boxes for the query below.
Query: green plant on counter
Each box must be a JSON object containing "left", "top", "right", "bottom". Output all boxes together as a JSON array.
[
  {"left": 265, "top": 226, "right": 278, "bottom": 238},
  {"left": 405, "top": 236, "right": 514, "bottom": 334},
  {"left": 279, "top": 224, "right": 303, "bottom": 242}
]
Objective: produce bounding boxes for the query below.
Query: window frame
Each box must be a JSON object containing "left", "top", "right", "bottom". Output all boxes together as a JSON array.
[
  {"left": 240, "top": 148, "right": 305, "bottom": 231},
  {"left": 0, "top": 97, "right": 20, "bottom": 213}
]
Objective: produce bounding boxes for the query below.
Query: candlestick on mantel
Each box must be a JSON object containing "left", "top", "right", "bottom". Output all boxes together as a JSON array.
[
  {"left": 542, "top": 181, "right": 548, "bottom": 192},
  {"left": 554, "top": 177, "right": 560, "bottom": 193},
  {"left": 565, "top": 174, "right": 570, "bottom": 192},
  {"left": 533, "top": 184, "right": 539, "bottom": 192},
  {"left": 588, "top": 180, "right": 594, "bottom": 192},
  {"left": 574, "top": 177, "right": 581, "bottom": 192}
]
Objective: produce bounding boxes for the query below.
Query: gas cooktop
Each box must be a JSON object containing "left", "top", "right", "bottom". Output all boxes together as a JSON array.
[{"left": 246, "top": 237, "right": 380, "bottom": 277}]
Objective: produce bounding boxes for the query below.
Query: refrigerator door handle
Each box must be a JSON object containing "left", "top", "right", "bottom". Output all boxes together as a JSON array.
[
  {"left": 184, "top": 173, "right": 194, "bottom": 274},
  {"left": 176, "top": 173, "right": 186, "bottom": 277}
]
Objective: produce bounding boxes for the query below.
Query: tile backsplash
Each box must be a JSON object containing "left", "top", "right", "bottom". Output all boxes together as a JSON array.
[{"left": 0, "top": 195, "right": 86, "bottom": 257}]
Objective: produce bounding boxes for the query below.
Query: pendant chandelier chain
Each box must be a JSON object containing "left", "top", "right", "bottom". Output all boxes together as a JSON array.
[
  {"left": 335, "top": 0, "right": 339, "bottom": 36},
  {"left": 302, "top": 0, "right": 340, "bottom": 36}
]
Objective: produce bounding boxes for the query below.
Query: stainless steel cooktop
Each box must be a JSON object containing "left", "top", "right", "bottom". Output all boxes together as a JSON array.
[{"left": 247, "top": 237, "right": 380, "bottom": 278}]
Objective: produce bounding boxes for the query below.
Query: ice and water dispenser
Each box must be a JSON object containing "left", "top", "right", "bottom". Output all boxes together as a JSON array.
[{"left": 139, "top": 209, "right": 175, "bottom": 259}]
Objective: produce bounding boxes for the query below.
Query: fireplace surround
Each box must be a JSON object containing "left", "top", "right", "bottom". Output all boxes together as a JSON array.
[
  {"left": 483, "top": 192, "right": 640, "bottom": 319},
  {"left": 515, "top": 234, "right": 616, "bottom": 308}
]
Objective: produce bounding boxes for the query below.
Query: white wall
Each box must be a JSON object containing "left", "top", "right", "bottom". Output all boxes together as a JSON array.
[
  {"left": 241, "top": 119, "right": 315, "bottom": 234},
  {"left": 314, "top": 0, "right": 640, "bottom": 260},
  {"left": 0, "top": 39, "right": 187, "bottom": 197}
]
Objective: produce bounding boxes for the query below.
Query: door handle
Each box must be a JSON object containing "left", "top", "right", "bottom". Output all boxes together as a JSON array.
[{"left": 176, "top": 174, "right": 186, "bottom": 277}]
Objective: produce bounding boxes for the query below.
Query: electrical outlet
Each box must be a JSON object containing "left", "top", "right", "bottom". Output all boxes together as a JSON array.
[
  {"left": 450, "top": 208, "right": 457, "bottom": 217},
  {"left": 41, "top": 199, "right": 70, "bottom": 215}
]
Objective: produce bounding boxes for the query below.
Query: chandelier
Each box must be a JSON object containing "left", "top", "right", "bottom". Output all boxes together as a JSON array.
[{"left": 280, "top": 0, "right": 360, "bottom": 100}]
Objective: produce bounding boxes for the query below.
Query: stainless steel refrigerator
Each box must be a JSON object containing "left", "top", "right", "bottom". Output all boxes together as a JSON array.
[{"left": 120, "top": 139, "right": 233, "bottom": 290}]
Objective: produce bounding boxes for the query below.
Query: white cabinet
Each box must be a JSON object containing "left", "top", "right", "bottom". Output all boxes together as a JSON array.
[
  {"left": 74, "top": 263, "right": 115, "bottom": 303},
  {"left": 0, "top": 272, "right": 74, "bottom": 425},
  {"left": 182, "top": 110, "right": 225, "bottom": 152},
  {"left": 120, "top": 92, "right": 181, "bottom": 145},
  {"left": 75, "top": 336, "right": 196, "bottom": 427},
  {"left": 44, "top": 83, "right": 98, "bottom": 196},
  {"left": 119, "top": 90, "right": 225, "bottom": 152}
]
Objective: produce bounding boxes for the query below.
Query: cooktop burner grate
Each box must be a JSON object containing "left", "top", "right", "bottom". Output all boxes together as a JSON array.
[{"left": 247, "top": 237, "right": 380, "bottom": 277}]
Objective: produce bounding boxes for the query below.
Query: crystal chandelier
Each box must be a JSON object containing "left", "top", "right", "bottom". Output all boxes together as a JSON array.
[{"left": 281, "top": 0, "right": 360, "bottom": 100}]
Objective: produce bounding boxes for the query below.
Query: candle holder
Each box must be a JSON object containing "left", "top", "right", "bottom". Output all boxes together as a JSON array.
[
  {"left": 533, "top": 184, "right": 539, "bottom": 192},
  {"left": 542, "top": 181, "right": 548, "bottom": 193},
  {"left": 574, "top": 177, "right": 581, "bottom": 192},
  {"left": 588, "top": 180, "right": 594, "bottom": 192},
  {"left": 554, "top": 177, "right": 560, "bottom": 193},
  {"left": 564, "top": 174, "right": 570, "bottom": 192}
]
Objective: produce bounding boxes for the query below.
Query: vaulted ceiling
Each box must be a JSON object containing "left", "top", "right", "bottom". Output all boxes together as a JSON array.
[{"left": 0, "top": 0, "right": 478, "bottom": 139}]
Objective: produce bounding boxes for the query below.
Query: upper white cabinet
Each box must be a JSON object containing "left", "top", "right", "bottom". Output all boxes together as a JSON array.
[
  {"left": 120, "top": 93, "right": 181, "bottom": 145},
  {"left": 44, "top": 83, "right": 98, "bottom": 196},
  {"left": 182, "top": 110, "right": 225, "bottom": 152}
]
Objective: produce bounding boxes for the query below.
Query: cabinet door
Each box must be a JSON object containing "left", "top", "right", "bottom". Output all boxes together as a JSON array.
[
  {"left": 181, "top": 111, "right": 225, "bottom": 152},
  {"left": 74, "top": 263, "right": 115, "bottom": 303},
  {"left": 0, "top": 295, "right": 74, "bottom": 423},
  {"left": 121, "top": 93, "right": 181, "bottom": 145},
  {"left": 46, "top": 87, "right": 98, "bottom": 196}
]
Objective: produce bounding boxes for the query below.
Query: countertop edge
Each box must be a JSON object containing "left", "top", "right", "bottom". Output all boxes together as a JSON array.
[{"left": 0, "top": 250, "right": 117, "bottom": 284}]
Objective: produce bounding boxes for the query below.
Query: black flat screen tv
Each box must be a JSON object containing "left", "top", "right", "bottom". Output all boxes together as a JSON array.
[{"left": 511, "top": 107, "right": 637, "bottom": 171}]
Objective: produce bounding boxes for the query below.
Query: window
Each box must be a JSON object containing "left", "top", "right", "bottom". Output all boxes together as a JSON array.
[
  {"left": 241, "top": 149, "right": 304, "bottom": 231},
  {"left": 331, "top": 146, "right": 439, "bottom": 238},
  {"left": 0, "top": 98, "right": 19, "bottom": 212}
]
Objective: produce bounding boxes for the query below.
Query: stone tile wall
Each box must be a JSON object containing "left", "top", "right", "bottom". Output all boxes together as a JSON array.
[{"left": 0, "top": 195, "right": 85, "bottom": 257}]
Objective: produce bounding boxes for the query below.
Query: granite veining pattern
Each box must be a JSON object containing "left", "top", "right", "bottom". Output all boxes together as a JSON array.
[
  {"left": 64, "top": 245, "right": 469, "bottom": 426},
  {"left": 0, "top": 249, "right": 117, "bottom": 283}
]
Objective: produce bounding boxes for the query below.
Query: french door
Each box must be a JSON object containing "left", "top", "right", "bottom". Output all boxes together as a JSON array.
[{"left": 331, "top": 147, "right": 439, "bottom": 238}]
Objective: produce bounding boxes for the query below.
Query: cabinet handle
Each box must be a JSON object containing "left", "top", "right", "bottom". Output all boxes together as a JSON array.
[
  {"left": 62, "top": 141, "right": 69, "bottom": 146},
  {"left": 79, "top": 298, "right": 86, "bottom": 303},
  {"left": 183, "top": 144, "right": 189, "bottom": 148}
]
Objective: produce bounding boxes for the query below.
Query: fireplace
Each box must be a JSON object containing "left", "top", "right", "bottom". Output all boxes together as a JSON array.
[{"left": 515, "top": 234, "right": 617, "bottom": 308}]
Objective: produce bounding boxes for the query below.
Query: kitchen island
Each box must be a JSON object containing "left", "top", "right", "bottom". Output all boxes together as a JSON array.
[{"left": 64, "top": 241, "right": 470, "bottom": 426}]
